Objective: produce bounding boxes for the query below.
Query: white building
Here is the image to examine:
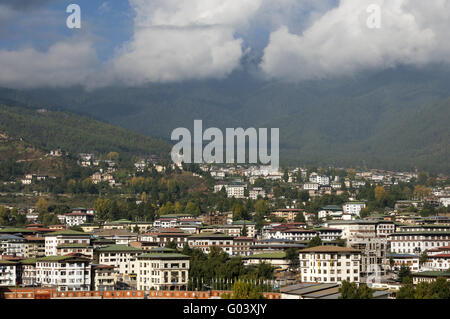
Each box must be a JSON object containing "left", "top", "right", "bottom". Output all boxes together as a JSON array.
[
  {"left": 299, "top": 246, "right": 361, "bottom": 283},
  {"left": 389, "top": 231, "right": 450, "bottom": 254},
  {"left": 0, "top": 234, "right": 26, "bottom": 257},
  {"left": 309, "top": 173, "right": 330, "bottom": 186},
  {"left": 249, "top": 187, "right": 266, "bottom": 200},
  {"left": 65, "top": 212, "right": 94, "bottom": 227},
  {"left": 44, "top": 230, "right": 91, "bottom": 256},
  {"left": 187, "top": 232, "right": 234, "bottom": 255},
  {"left": 439, "top": 197, "right": 450, "bottom": 207},
  {"left": 96, "top": 244, "right": 142, "bottom": 276},
  {"left": 36, "top": 255, "right": 91, "bottom": 291},
  {"left": 137, "top": 248, "right": 190, "bottom": 291},
  {"left": 0, "top": 260, "right": 17, "bottom": 286},
  {"left": 342, "top": 202, "right": 366, "bottom": 217}
]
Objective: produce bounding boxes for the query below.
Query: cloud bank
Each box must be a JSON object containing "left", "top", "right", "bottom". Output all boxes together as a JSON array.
[
  {"left": 261, "top": 0, "right": 450, "bottom": 81},
  {"left": 0, "top": 40, "right": 98, "bottom": 89},
  {"left": 2, "top": 0, "right": 450, "bottom": 88}
]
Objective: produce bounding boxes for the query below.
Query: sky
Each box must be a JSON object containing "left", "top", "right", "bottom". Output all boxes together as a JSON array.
[{"left": 1, "top": 0, "right": 450, "bottom": 89}]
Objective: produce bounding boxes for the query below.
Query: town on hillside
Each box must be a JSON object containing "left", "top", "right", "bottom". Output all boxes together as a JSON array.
[{"left": 0, "top": 151, "right": 449, "bottom": 299}]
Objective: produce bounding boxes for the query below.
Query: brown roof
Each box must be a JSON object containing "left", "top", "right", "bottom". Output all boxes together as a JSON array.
[{"left": 300, "top": 246, "right": 360, "bottom": 253}]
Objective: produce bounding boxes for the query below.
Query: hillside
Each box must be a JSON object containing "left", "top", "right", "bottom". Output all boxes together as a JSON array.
[
  {"left": 0, "top": 66, "right": 449, "bottom": 173},
  {"left": 0, "top": 103, "right": 171, "bottom": 159}
]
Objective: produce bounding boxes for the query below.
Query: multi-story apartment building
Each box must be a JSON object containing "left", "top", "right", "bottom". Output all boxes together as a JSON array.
[
  {"left": 36, "top": 255, "right": 91, "bottom": 291},
  {"left": 56, "top": 243, "right": 94, "bottom": 259},
  {"left": 0, "top": 260, "right": 17, "bottom": 286},
  {"left": 387, "top": 253, "right": 420, "bottom": 272},
  {"left": 0, "top": 234, "right": 25, "bottom": 257},
  {"left": 249, "top": 187, "right": 266, "bottom": 200},
  {"left": 92, "top": 229, "right": 138, "bottom": 245},
  {"left": 265, "top": 229, "right": 317, "bottom": 242},
  {"left": 342, "top": 202, "right": 366, "bottom": 217},
  {"left": 187, "top": 232, "right": 234, "bottom": 255},
  {"left": 389, "top": 231, "right": 450, "bottom": 254},
  {"left": 326, "top": 220, "right": 389, "bottom": 277},
  {"left": 270, "top": 209, "right": 305, "bottom": 223},
  {"left": 20, "top": 258, "right": 37, "bottom": 286},
  {"left": 213, "top": 183, "right": 246, "bottom": 199},
  {"left": 299, "top": 246, "right": 361, "bottom": 284},
  {"left": 140, "top": 228, "right": 189, "bottom": 249},
  {"left": 96, "top": 244, "right": 142, "bottom": 276},
  {"left": 136, "top": 248, "right": 190, "bottom": 291},
  {"left": 314, "top": 228, "right": 343, "bottom": 241},
  {"left": 65, "top": 212, "right": 94, "bottom": 227},
  {"left": 91, "top": 264, "right": 116, "bottom": 291},
  {"left": 23, "top": 236, "right": 45, "bottom": 258},
  {"left": 232, "top": 237, "right": 254, "bottom": 256},
  {"left": 44, "top": 230, "right": 91, "bottom": 256},
  {"left": 202, "top": 212, "right": 227, "bottom": 225},
  {"left": 309, "top": 173, "right": 330, "bottom": 186},
  {"left": 376, "top": 221, "right": 396, "bottom": 238}
]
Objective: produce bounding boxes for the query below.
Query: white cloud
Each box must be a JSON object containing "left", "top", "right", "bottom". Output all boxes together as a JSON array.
[
  {"left": 108, "top": 0, "right": 263, "bottom": 86},
  {"left": 261, "top": 0, "right": 450, "bottom": 81},
  {"left": 0, "top": 40, "right": 98, "bottom": 89}
]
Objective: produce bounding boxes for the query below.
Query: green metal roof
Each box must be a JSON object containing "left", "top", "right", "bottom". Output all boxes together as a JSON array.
[
  {"left": 44, "top": 230, "right": 89, "bottom": 237},
  {"left": 138, "top": 253, "right": 190, "bottom": 260},
  {"left": 96, "top": 244, "right": 142, "bottom": 253}
]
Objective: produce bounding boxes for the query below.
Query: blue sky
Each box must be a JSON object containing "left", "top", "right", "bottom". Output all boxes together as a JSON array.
[{"left": 0, "top": 1, "right": 134, "bottom": 61}]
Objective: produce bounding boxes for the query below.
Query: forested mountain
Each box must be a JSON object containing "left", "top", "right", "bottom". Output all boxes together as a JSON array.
[
  {"left": 0, "top": 65, "right": 449, "bottom": 173},
  {"left": 0, "top": 103, "right": 171, "bottom": 159}
]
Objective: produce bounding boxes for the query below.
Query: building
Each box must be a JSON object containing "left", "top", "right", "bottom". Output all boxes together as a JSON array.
[
  {"left": 232, "top": 237, "right": 254, "bottom": 256},
  {"left": 136, "top": 248, "right": 190, "bottom": 291},
  {"left": 387, "top": 253, "right": 420, "bottom": 272},
  {"left": 35, "top": 255, "right": 91, "bottom": 291},
  {"left": 56, "top": 243, "right": 94, "bottom": 259},
  {"left": 20, "top": 258, "right": 37, "bottom": 286},
  {"left": 318, "top": 205, "right": 343, "bottom": 220},
  {"left": 202, "top": 212, "right": 227, "bottom": 226},
  {"left": 309, "top": 173, "right": 330, "bottom": 186},
  {"left": 139, "top": 228, "right": 189, "bottom": 249},
  {"left": 96, "top": 244, "right": 142, "bottom": 276},
  {"left": 91, "top": 264, "right": 116, "bottom": 291},
  {"left": 270, "top": 209, "right": 305, "bottom": 222},
  {"left": 412, "top": 271, "right": 450, "bottom": 284},
  {"left": 92, "top": 229, "right": 138, "bottom": 245},
  {"left": 249, "top": 187, "right": 266, "bottom": 200},
  {"left": 299, "top": 246, "right": 361, "bottom": 284},
  {"left": 0, "top": 260, "right": 17, "bottom": 286},
  {"left": 0, "top": 234, "right": 26, "bottom": 257},
  {"left": 342, "top": 202, "right": 366, "bottom": 217},
  {"left": 389, "top": 231, "right": 450, "bottom": 254},
  {"left": 44, "top": 230, "right": 91, "bottom": 256},
  {"left": 65, "top": 212, "right": 94, "bottom": 227},
  {"left": 23, "top": 236, "right": 45, "bottom": 258},
  {"left": 265, "top": 228, "right": 317, "bottom": 242},
  {"left": 243, "top": 252, "right": 289, "bottom": 270},
  {"left": 187, "top": 232, "right": 234, "bottom": 255}
]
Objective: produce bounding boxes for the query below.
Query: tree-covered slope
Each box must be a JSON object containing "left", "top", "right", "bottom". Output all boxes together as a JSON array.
[{"left": 0, "top": 103, "right": 171, "bottom": 158}]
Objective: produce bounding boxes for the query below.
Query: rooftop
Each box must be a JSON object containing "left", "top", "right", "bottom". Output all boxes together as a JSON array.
[{"left": 300, "top": 246, "right": 360, "bottom": 253}]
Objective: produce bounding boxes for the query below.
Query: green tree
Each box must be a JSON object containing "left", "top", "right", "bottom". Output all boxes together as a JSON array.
[
  {"left": 165, "top": 240, "right": 178, "bottom": 249},
  {"left": 184, "top": 201, "right": 201, "bottom": 216},
  {"left": 285, "top": 248, "right": 300, "bottom": 271},
  {"left": 398, "top": 265, "right": 412, "bottom": 283},
  {"left": 225, "top": 280, "right": 265, "bottom": 299},
  {"left": 307, "top": 235, "right": 322, "bottom": 248},
  {"left": 339, "top": 281, "right": 374, "bottom": 299}
]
